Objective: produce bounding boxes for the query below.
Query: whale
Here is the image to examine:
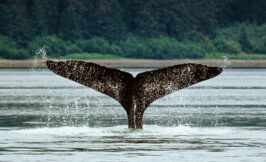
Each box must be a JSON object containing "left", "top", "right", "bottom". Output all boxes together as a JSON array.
[{"left": 46, "top": 60, "right": 222, "bottom": 129}]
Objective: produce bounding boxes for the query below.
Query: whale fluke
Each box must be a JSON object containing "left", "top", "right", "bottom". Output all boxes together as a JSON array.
[
  {"left": 46, "top": 60, "right": 134, "bottom": 111},
  {"left": 46, "top": 60, "right": 222, "bottom": 129}
]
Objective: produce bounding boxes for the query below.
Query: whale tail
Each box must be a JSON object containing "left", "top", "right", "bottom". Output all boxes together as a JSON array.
[{"left": 46, "top": 60, "right": 222, "bottom": 129}]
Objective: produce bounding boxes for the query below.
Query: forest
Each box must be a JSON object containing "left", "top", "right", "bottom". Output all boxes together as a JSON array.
[{"left": 0, "top": 0, "right": 266, "bottom": 59}]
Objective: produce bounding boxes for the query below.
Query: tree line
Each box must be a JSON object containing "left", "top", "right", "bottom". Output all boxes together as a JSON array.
[{"left": 0, "top": 0, "right": 266, "bottom": 59}]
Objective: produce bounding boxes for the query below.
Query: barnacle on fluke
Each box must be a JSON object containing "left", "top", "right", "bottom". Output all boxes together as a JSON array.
[{"left": 46, "top": 60, "right": 222, "bottom": 129}]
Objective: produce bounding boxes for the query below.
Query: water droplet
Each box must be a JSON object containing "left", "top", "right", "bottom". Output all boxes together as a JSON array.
[
  {"left": 32, "top": 46, "right": 47, "bottom": 69},
  {"left": 220, "top": 55, "right": 230, "bottom": 69}
]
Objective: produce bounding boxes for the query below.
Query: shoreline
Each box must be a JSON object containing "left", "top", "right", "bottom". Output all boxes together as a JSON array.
[{"left": 0, "top": 59, "right": 266, "bottom": 68}]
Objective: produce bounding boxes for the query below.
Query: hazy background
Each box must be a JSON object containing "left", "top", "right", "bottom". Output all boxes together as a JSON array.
[{"left": 0, "top": 0, "right": 266, "bottom": 60}]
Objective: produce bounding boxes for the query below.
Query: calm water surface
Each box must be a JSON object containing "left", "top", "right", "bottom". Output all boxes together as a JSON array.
[{"left": 0, "top": 68, "right": 266, "bottom": 162}]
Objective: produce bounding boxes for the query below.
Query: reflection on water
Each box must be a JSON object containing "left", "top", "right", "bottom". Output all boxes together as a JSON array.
[{"left": 0, "top": 68, "right": 266, "bottom": 162}]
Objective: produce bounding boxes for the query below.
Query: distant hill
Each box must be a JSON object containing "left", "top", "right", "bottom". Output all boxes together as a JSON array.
[{"left": 0, "top": 0, "right": 266, "bottom": 59}]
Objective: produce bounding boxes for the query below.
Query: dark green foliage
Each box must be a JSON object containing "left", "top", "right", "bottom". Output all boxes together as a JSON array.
[
  {"left": 120, "top": 36, "right": 146, "bottom": 58},
  {"left": 239, "top": 28, "right": 253, "bottom": 52},
  {"left": 120, "top": 36, "right": 206, "bottom": 59},
  {"left": 214, "top": 37, "right": 242, "bottom": 54},
  {"left": 93, "top": 0, "right": 127, "bottom": 41},
  {"left": 0, "top": 4, "right": 11, "bottom": 35},
  {"left": 0, "top": 47, "right": 29, "bottom": 59},
  {"left": 185, "top": 31, "right": 217, "bottom": 53},
  {"left": 0, "top": 0, "right": 265, "bottom": 59},
  {"left": 31, "top": 0, "right": 61, "bottom": 36},
  {"left": 77, "top": 37, "right": 120, "bottom": 54},
  {"left": 221, "top": 0, "right": 266, "bottom": 25},
  {"left": 213, "top": 23, "right": 266, "bottom": 54},
  {"left": 142, "top": 37, "right": 206, "bottom": 59},
  {"left": 65, "top": 53, "right": 123, "bottom": 60},
  {"left": 66, "top": 44, "right": 82, "bottom": 54},
  {"left": 59, "top": 5, "right": 81, "bottom": 40},
  {"left": 28, "top": 36, "right": 68, "bottom": 57},
  {"left": 8, "top": 1, "right": 32, "bottom": 47},
  {"left": 246, "top": 24, "right": 266, "bottom": 54},
  {"left": 0, "top": 36, "right": 30, "bottom": 59}
]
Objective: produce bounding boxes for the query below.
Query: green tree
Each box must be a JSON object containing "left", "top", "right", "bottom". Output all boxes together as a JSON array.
[
  {"left": 0, "top": 4, "right": 12, "bottom": 36},
  {"left": 88, "top": 0, "right": 126, "bottom": 40},
  {"left": 31, "top": 0, "right": 61, "bottom": 36},
  {"left": 60, "top": 4, "right": 81, "bottom": 40},
  {"left": 8, "top": 0, "right": 32, "bottom": 47},
  {"left": 239, "top": 28, "right": 252, "bottom": 52}
]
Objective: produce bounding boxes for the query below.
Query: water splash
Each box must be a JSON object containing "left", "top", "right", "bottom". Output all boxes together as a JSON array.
[
  {"left": 32, "top": 46, "right": 47, "bottom": 69},
  {"left": 13, "top": 125, "right": 233, "bottom": 137},
  {"left": 220, "top": 56, "right": 230, "bottom": 69}
]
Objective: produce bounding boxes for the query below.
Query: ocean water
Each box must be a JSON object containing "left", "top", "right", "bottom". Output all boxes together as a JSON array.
[{"left": 0, "top": 68, "right": 266, "bottom": 162}]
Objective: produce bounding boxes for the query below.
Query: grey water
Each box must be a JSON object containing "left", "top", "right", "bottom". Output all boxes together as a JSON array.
[{"left": 0, "top": 68, "right": 266, "bottom": 162}]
